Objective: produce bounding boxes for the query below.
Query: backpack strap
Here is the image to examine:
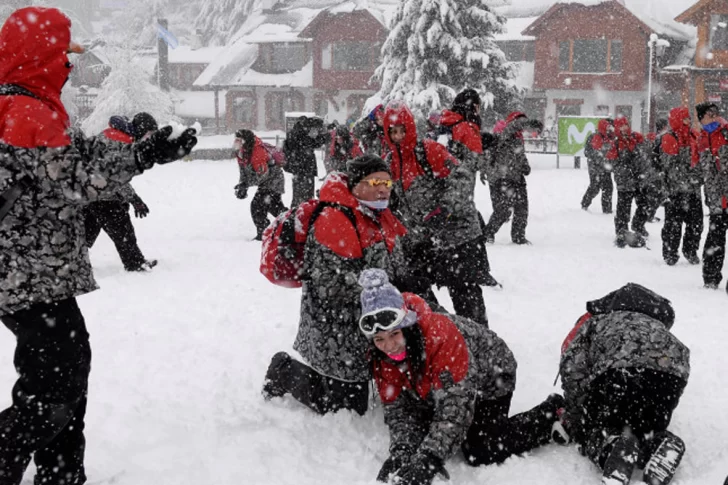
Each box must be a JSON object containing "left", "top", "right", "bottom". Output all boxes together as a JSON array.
[
  {"left": 308, "top": 202, "right": 361, "bottom": 249},
  {"left": 413, "top": 140, "right": 433, "bottom": 178},
  {"left": 0, "top": 84, "right": 40, "bottom": 101}
]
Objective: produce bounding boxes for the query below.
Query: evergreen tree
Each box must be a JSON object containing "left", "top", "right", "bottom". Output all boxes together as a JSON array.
[
  {"left": 81, "top": 45, "right": 178, "bottom": 136},
  {"left": 194, "top": 0, "right": 257, "bottom": 46},
  {"left": 373, "top": 0, "right": 521, "bottom": 123}
]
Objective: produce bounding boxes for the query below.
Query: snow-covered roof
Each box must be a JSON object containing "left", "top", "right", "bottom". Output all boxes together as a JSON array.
[
  {"left": 494, "top": 17, "right": 538, "bottom": 41},
  {"left": 174, "top": 90, "right": 227, "bottom": 119},
  {"left": 523, "top": 0, "right": 695, "bottom": 42},
  {"left": 236, "top": 23, "right": 312, "bottom": 43},
  {"left": 229, "top": 7, "right": 321, "bottom": 44},
  {"left": 168, "top": 46, "right": 225, "bottom": 65},
  {"left": 227, "top": 61, "right": 313, "bottom": 88},
  {"left": 193, "top": 41, "right": 258, "bottom": 87}
]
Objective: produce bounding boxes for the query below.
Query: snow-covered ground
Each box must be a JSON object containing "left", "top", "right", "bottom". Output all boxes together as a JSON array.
[{"left": 2, "top": 155, "right": 727, "bottom": 485}]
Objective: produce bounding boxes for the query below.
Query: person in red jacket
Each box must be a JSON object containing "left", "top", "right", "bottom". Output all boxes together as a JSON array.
[
  {"left": 439, "top": 89, "right": 499, "bottom": 287},
  {"left": 357, "top": 269, "right": 564, "bottom": 485},
  {"left": 83, "top": 114, "right": 157, "bottom": 271},
  {"left": 0, "top": 7, "right": 196, "bottom": 485},
  {"left": 608, "top": 117, "right": 652, "bottom": 247},
  {"left": 695, "top": 102, "right": 728, "bottom": 291},
  {"left": 659, "top": 107, "right": 703, "bottom": 266},
  {"left": 384, "top": 101, "right": 489, "bottom": 326},
  {"left": 581, "top": 118, "right": 615, "bottom": 213},
  {"left": 233, "top": 128, "right": 287, "bottom": 240},
  {"left": 263, "top": 155, "right": 408, "bottom": 415}
]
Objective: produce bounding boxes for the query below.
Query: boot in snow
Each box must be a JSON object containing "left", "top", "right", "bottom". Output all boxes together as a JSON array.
[
  {"left": 601, "top": 434, "right": 640, "bottom": 485},
  {"left": 642, "top": 431, "right": 685, "bottom": 485},
  {"left": 262, "top": 351, "right": 292, "bottom": 399}
]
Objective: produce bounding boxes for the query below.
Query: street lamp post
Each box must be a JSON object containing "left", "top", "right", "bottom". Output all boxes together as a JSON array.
[{"left": 647, "top": 33, "right": 670, "bottom": 133}]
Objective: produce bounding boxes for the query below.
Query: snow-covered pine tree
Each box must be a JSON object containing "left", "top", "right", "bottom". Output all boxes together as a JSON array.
[
  {"left": 373, "top": 0, "right": 521, "bottom": 124},
  {"left": 81, "top": 45, "right": 178, "bottom": 136},
  {"left": 194, "top": 0, "right": 257, "bottom": 46}
]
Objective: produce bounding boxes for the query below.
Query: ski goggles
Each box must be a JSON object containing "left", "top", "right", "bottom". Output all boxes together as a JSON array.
[
  {"left": 365, "top": 178, "right": 393, "bottom": 188},
  {"left": 359, "top": 308, "right": 406, "bottom": 337}
]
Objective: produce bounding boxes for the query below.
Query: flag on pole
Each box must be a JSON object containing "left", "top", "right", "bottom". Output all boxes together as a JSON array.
[{"left": 156, "top": 23, "right": 179, "bottom": 49}]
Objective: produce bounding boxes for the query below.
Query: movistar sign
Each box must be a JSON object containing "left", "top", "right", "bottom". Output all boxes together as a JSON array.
[{"left": 557, "top": 116, "right": 605, "bottom": 156}]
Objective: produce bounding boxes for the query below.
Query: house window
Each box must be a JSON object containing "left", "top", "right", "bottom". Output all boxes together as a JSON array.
[
  {"left": 333, "top": 42, "right": 372, "bottom": 71},
  {"left": 615, "top": 105, "right": 632, "bottom": 124},
  {"left": 609, "top": 40, "right": 622, "bottom": 72},
  {"left": 267, "top": 91, "right": 305, "bottom": 130},
  {"left": 711, "top": 15, "right": 728, "bottom": 51},
  {"left": 232, "top": 93, "right": 256, "bottom": 125},
  {"left": 594, "top": 105, "right": 610, "bottom": 116},
  {"left": 556, "top": 104, "right": 581, "bottom": 117},
  {"left": 322, "top": 43, "right": 332, "bottom": 70},
  {"left": 270, "top": 43, "right": 308, "bottom": 73},
  {"left": 559, "top": 39, "right": 622, "bottom": 73}
]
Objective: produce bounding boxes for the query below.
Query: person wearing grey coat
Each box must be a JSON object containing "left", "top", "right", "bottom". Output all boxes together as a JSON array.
[
  {"left": 559, "top": 283, "right": 689, "bottom": 485},
  {"left": 359, "top": 269, "right": 564, "bottom": 485}
]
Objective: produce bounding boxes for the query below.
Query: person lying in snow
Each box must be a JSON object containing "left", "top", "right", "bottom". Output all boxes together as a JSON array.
[
  {"left": 559, "top": 283, "right": 690, "bottom": 485},
  {"left": 359, "top": 268, "right": 564, "bottom": 485}
]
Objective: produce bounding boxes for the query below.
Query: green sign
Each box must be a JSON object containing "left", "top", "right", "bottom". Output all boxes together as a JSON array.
[{"left": 557, "top": 116, "right": 605, "bottom": 156}]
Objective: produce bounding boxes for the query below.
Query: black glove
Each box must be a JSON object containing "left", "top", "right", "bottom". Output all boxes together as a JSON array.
[
  {"left": 234, "top": 183, "right": 248, "bottom": 199},
  {"left": 393, "top": 452, "right": 446, "bottom": 485},
  {"left": 135, "top": 126, "right": 198, "bottom": 170},
  {"left": 131, "top": 196, "right": 149, "bottom": 218},
  {"left": 377, "top": 455, "right": 407, "bottom": 483}
]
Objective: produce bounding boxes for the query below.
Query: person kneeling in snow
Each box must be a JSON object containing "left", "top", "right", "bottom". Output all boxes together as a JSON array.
[
  {"left": 559, "top": 283, "right": 690, "bottom": 485},
  {"left": 263, "top": 156, "right": 408, "bottom": 415},
  {"left": 359, "top": 268, "right": 564, "bottom": 485}
]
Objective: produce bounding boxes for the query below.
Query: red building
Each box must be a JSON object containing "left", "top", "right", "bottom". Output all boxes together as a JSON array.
[
  {"left": 666, "top": 0, "right": 728, "bottom": 115},
  {"left": 192, "top": 3, "right": 391, "bottom": 133},
  {"left": 522, "top": 0, "right": 693, "bottom": 132}
]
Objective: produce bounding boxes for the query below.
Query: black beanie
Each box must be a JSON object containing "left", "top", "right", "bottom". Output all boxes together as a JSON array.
[
  {"left": 132, "top": 112, "right": 158, "bottom": 140},
  {"left": 452, "top": 88, "right": 482, "bottom": 127},
  {"left": 346, "top": 154, "right": 390, "bottom": 189},
  {"left": 695, "top": 102, "right": 719, "bottom": 122},
  {"left": 453, "top": 88, "right": 481, "bottom": 109}
]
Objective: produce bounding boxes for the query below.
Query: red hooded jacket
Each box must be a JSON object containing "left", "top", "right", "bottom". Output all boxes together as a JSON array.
[
  {"left": 607, "top": 117, "right": 644, "bottom": 160},
  {"left": 440, "top": 110, "right": 483, "bottom": 153},
  {"left": 237, "top": 136, "right": 273, "bottom": 174},
  {"left": 373, "top": 293, "right": 469, "bottom": 404},
  {"left": 590, "top": 119, "right": 613, "bottom": 151},
  {"left": 383, "top": 103, "right": 456, "bottom": 191},
  {"left": 0, "top": 7, "right": 73, "bottom": 148},
  {"left": 696, "top": 118, "right": 728, "bottom": 169},
  {"left": 312, "top": 173, "right": 407, "bottom": 259},
  {"left": 662, "top": 107, "right": 699, "bottom": 166}
]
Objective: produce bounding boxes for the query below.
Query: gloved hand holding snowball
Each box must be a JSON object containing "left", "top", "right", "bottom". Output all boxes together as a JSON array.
[{"left": 134, "top": 121, "right": 200, "bottom": 170}]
